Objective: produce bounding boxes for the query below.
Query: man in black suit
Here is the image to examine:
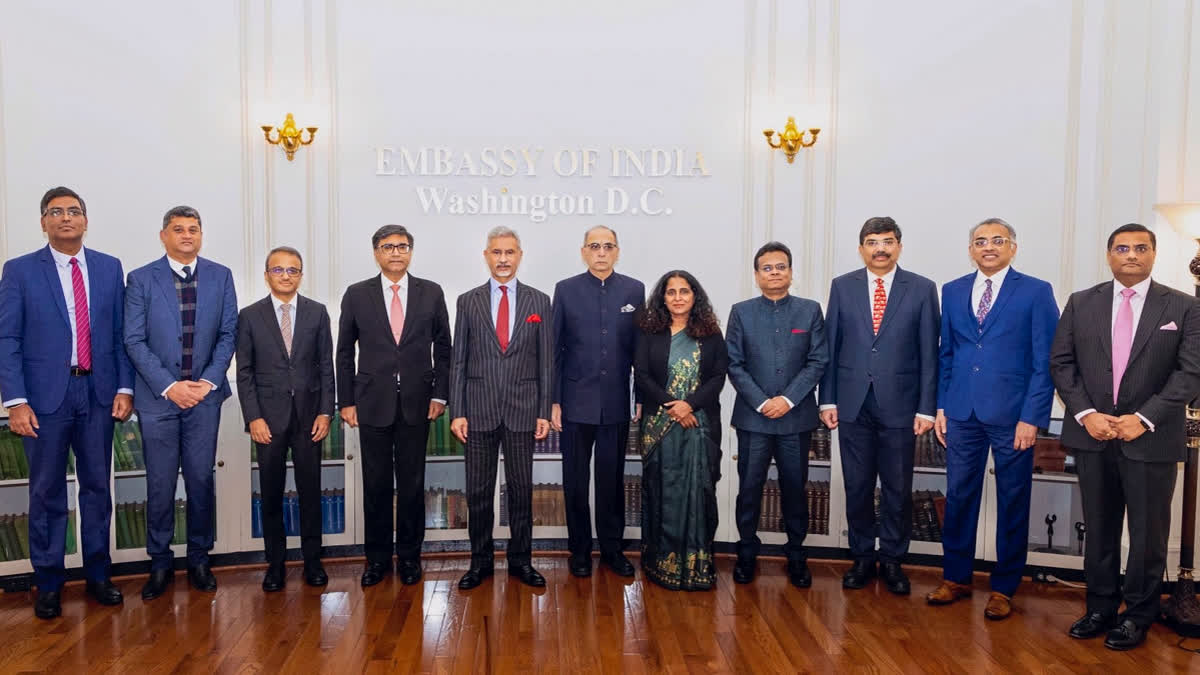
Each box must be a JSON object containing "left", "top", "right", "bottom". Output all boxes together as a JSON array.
[
  {"left": 1051, "top": 223, "right": 1200, "bottom": 650},
  {"left": 336, "top": 225, "right": 452, "bottom": 587},
  {"left": 450, "top": 226, "right": 553, "bottom": 590},
  {"left": 236, "top": 247, "right": 334, "bottom": 591}
]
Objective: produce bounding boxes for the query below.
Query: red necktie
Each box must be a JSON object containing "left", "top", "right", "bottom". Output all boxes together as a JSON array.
[
  {"left": 70, "top": 258, "right": 92, "bottom": 370},
  {"left": 497, "top": 285, "right": 510, "bottom": 351},
  {"left": 871, "top": 277, "right": 886, "bottom": 334}
]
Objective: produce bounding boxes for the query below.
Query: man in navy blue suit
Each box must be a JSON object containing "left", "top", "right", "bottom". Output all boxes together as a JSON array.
[
  {"left": 927, "top": 218, "right": 1059, "bottom": 620},
  {"left": 0, "top": 187, "right": 135, "bottom": 619},
  {"left": 124, "top": 206, "right": 237, "bottom": 600},
  {"left": 819, "top": 217, "right": 939, "bottom": 595},
  {"left": 726, "top": 241, "right": 829, "bottom": 588},
  {"left": 551, "top": 225, "right": 644, "bottom": 578}
]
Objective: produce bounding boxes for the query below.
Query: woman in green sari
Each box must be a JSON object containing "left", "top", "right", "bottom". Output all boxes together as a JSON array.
[{"left": 635, "top": 271, "right": 728, "bottom": 590}]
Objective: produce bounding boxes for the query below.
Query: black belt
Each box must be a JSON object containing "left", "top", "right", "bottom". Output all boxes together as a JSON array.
[{"left": 69, "top": 366, "right": 91, "bottom": 376}]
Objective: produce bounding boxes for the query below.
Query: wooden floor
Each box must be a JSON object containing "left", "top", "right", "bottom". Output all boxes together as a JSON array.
[{"left": 1, "top": 555, "right": 1197, "bottom": 674}]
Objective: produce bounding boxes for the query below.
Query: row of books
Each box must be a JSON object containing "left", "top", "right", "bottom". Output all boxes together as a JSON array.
[
  {"left": 624, "top": 474, "right": 642, "bottom": 526},
  {"left": 115, "top": 501, "right": 191, "bottom": 549},
  {"left": 914, "top": 430, "right": 947, "bottom": 468},
  {"left": 810, "top": 428, "right": 832, "bottom": 461},
  {"left": 869, "top": 488, "right": 947, "bottom": 543},
  {"left": 249, "top": 418, "right": 346, "bottom": 462},
  {"left": 250, "top": 489, "right": 346, "bottom": 537},
  {"left": 112, "top": 420, "right": 146, "bottom": 471},
  {"left": 0, "top": 512, "right": 77, "bottom": 561},
  {"left": 423, "top": 487, "right": 468, "bottom": 529},
  {"left": 498, "top": 483, "right": 569, "bottom": 527},
  {"left": 0, "top": 428, "right": 31, "bottom": 479},
  {"left": 757, "top": 480, "right": 832, "bottom": 536}
]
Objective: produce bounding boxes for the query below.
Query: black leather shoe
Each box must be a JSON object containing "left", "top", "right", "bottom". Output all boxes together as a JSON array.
[
  {"left": 788, "top": 560, "right": 812, "bottom": 589},
  {"left": 262, "top": 564, "right": 285, "bottom": 593},
  {"left": 568, "top": 555, "right": 592, "bottom": 578},
  {"left": 86, "top": 579, "right": 124, "bottom": 605},
  {"left": 397, "top": 560, "right": 421, "bottom": 585},
  {"left": 458, "top": 566, "right": 494, "bottom": 590},
  {"left": 360, "top": 561, "right": 390, "bottom": 588},
  {"left": 600, "top": 552, "right": 635, "bottom": 577},
  {"left": 34, "top": 589, "right": 62, "bottom": 619},
  {"left": 188, "top": 564, "right": 218, "bottom": 592},
  {"left": 880, "top": 561, "right": 910, "bottom": 595},
  {"left": 141, "top": 568, "right": 174, "bottom": 601},
  {"left": 732, "top": 560, "right": 756, "bottom": 584},
  {"left": 1069, "top": 611, "right": 1118, "bottom": 639},
  {"left": 1103, "top": 619, "right": 1147, "bottom": 651},
  {"left": 842, "top": 559, "right": 876, "bottom": 589},
  {"left": 509, "top": 563, "right": 546, "bottom": 588},
  {"left": 304, "top": 562, "right": 328, "bottom": 587}
]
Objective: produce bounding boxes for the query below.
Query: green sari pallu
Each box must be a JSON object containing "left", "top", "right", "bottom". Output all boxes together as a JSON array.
[{"left": 640, "top": 331, "right": 718, "bottom": 590}]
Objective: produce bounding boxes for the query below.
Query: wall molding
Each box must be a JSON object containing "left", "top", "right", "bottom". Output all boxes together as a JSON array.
[
  {"left": 0, "top": 37, "right": 8, "bottom": 265},
  {"left": 326, "top": 0, "right": 341, "bottom": 302},
  {"left": 1094, "top": 0, "right": 1117, "bottom": 261},
  {"left": 764, "top": 0, "right": 777, "bottom": 244},
  {"left": 820, "top": 0, "right": 841, "bottom": 297},
  {"left": 1180, "top": 0, "right": 1195, "bottom": 199},
  {"left": 740, "top": 0, "right": 757, "bottom": 299},
  {"left": 1058, "top": 0, "right": 1084, "bottom": 298},
  {"left": 239, "top": 0, "right": 256, "bottom": 286}
]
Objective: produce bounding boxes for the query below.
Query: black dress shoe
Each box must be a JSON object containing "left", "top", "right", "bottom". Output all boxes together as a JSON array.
[
  {"left": 600, "top": 552, "right": 635, "bottom": 577},
  {"left": 262, "top": 564, "right": 285, "bottom": 592},
  {"left": 141, "top": 568, "right": 174, "bottom": 601},
  {"left": 509, "top": 563, "right": 546, "bottom": 587},
  {"left": 34, "top": 589, "right": 62, "bottom": 620},
  {"left": 188, "top": 564, "right": 218, "bottom": 592},
  {"left": 842, "top": 559, "right": 876, "bottom": 589},
  {"left": 86, "top": 579, "right": 124, "bottom": 605},
  {"left": 1069, "top": 611, "right": 1118, "bottom": 639},
  {"left": 880, "top": 561, "right": 910, "bottom": 595},
  {"left": 458, "top": 566, "right": 494, "bottom": 590},
  {"left": 304, "top": 562, "right": 328, "bottom": 587},
  {"left": 360, "top": 561, "right": 390, "bottom": 588},
  {"left": 568, "top": 555, "right": 592, "bottom": 578},
  {"left": 1104, "top": 619, "right": 1147, "bottom": 651},
  {"left": 788, "top": 560, "right": 813, "bottom": 589},
  {"left": 397, "top": 560, "right": 421, "bottom": 585},
  {"left": 732, "top": 560, "right": 756, "bottom": 584}
]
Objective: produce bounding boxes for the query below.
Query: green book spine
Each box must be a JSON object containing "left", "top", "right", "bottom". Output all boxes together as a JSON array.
[
  {"left": 15, "top": 513, "right": 30, "bottom": 559},
  {"left": 66, "top": 449, "right": 75, "bottom": 476},
  {"left": 116, "top": 503, "right": 132, "bottom": 549},
  {"left": 0, "top": 436, "right": 15, "bottom": 480},
  {"left": 174, "top": 500, "right": 186, "bottom": 545},
  {"left": 134, "top": 502, "right": 147, "bottom": 548},
  {"left": 65, "top": 510, "right": 76, "bottom": 556},
  {"left": 129, "top": 423, "right": 145, "bottom": 470},
  {"left": 0, "top": 515, "right": 15, "bottom": 562},
  {"left": 14, "top": 435, "right": 29, "bottom": 479},
  {"left": 111, "top": 424, "right": 127, "bottom": 471}
]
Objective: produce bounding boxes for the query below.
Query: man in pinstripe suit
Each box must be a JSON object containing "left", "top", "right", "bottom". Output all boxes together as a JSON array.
[
  {"left": 450, "top": 226, "right": 553, "bottom": 589},
  {"left": 1051, "top": 223, "right": 1200, "bottom": 650}
]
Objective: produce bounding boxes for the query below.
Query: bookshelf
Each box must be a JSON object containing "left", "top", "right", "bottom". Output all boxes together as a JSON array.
[{"left": 0, "top": 419, "right": 83, "bottom": 576}]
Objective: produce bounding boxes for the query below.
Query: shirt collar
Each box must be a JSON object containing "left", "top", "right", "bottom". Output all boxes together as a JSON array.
[
  {"left": 869, "top": 266, "right": 897, "bottom": 285},
  {"left": 271, "top": 293, "right": 299, "bottom": 312},
  {"left": 757, "top": 293, "right": 792, "bottom": 307},
  {"left": 975, "top": 265, "right": 1010, "bottom": 287},
  {"left": 166, "top": 256, "right": 197, "bottom": 277},
  {"left": 490, "top": 277, "right": 518, "bottom": 294},
  {"left": 1114, "top": 277, "right": 1152, "bottom": 298},
  {"left": 381, "top": 273, "right": 408, "bottom": 293},
  {"left": 49, "top": 245, "right": 86, "bottom": 268}
]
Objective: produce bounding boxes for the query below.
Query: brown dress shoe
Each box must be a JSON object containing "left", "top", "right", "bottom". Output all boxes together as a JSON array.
[
  {"left": 925, "top": 580, "right": 972, "bottom": 605},
  {"left": 984, "top": 592, "right": 1012, "bottom": 620}
]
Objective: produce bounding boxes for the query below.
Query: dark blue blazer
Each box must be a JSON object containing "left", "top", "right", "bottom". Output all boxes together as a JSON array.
[
  {"left": 124, "top": 256, "right": 238, "bottom": 414},
  {"left": 937, "top": 267, "right": 1059, "bottom": 427},
  {"left": 0, "top": 245, "right": 134, "bottom": 413},
  {"left": 726, "top": 294, "right": 828, "bottom": 434},
  {"left": 551, "top": 271, "right": 644, "bottom": 425},
  {"left": 818, "top": 267, "right": 940, "bottom": 428}
]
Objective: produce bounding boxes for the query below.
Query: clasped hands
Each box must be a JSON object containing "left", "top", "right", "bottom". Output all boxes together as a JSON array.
[
  {"left": 165, "top": 380, "right": 214, "bottom": 409},
  {"left": 664, "top": 400, "right": 698, "bottom": 428},
  {"left": 1081, "top": 412, "right": 1146, "bottom": 442}
]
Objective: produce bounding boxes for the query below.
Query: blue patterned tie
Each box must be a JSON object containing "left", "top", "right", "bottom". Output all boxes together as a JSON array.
[{"left": 976, "top": 278, "right": 993, "bottom": 329}]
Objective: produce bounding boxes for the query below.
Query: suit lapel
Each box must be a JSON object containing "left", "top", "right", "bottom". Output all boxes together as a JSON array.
[
  {"left": 874, "top": 268, "right": 909, "bottom": 343},
  {"left": 850, "top": 269, "right": 874, "bottom": 337},
  {"left": 1096, "top": 283, "right": 1113, "bottom": 358},
  {"left": 152, "top": 257, "right": 183, "bottom": 326},
  {"left": 1127, "top": 281, "right": 1169, "bottom": 365},
  {"left": 261, "top": 296, "right": 290, "bottom": 360},
  {"left": 979, "top": 269, "right": 1020, "bottom": 337},
  {"left": 506, "top": 281, "right": 533, "bottom": 353},
  {"left": 397, "top": 278, "right": 421, "bottom": 348},
  {"left": 371, "top": 275, "right": 395, "bottom": 343},
  {"left": 38, "top": 246, "right": 70, "bottom": 327},
  {"left": 474, "top": 283, "right": 503, "bottom": 352}
]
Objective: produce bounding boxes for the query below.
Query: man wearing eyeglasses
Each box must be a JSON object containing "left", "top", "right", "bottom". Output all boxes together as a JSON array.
[
  {"left": 236, "top": 247, "right": 335, "bottom": 591},
  {"left": 818, "top": 217, "right": 939, "bottom": 595},
  {"left": 550, "top": 226, "right": 645, "bottom": 578},
  {"left": 336, "top": 225, "right": 451, "bottom": 587},
  {"left": 1051, "top": 224, "right": 1200, "bottom": 650},
  {"left": 927, "top": 218, "right": 1059, "bottom": 621},
  {"left": 726, "top": 241, "right": 828, "bottom": 587},
  {"left": 0, "top": 187, "right": 134, "bottom": 619}
]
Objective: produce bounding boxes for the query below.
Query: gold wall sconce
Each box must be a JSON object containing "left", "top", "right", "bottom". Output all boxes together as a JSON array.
[
  {"left": 261, "top": 113, "right": 318, "bottom": 161},
  {"left": 763, "top": 116, "right": 820, "bottom": 163}
]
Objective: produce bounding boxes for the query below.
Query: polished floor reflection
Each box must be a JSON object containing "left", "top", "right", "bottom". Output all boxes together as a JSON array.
[{"left": 0, "top": 556, "right": 1192, "bottom": 673}]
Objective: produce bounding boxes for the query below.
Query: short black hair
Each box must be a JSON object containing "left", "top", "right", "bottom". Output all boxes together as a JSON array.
[
  {"left": 40, "top": 186, "right": 86, "bottom": 216},
  {"left": 162, "top": 205, "right": 202, "bottom": 229},
  {"left": 858, "top": 216, "right": 901, "bottom": 244},
  {"left": 1107, "top": 223, "right": 1156, "bottom": 251},
  {"left": 753, "top": 241, "right": 792, "bottom": 271},
  {"left": 265, "top": 246, "right": 303, "bottom": 270},
  {"left": 372, "top": 224, "right": 412, "bottom": 248}
]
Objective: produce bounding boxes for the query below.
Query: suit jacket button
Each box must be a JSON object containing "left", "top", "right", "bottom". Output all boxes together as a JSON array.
[
  {"left": 977, "top": 343, "right": 982, "bottom": 349},
  {"left": 871, "top": 348, "right": 878, "bottom": 353},
  {"left": 600, "top": 369, "right": 607, "bottom": 375},
  {"left": 972, "top": 366, "right": 980, "bottom": 372}
]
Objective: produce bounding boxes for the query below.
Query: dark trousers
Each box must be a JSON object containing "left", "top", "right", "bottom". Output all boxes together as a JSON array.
[
  {"left": 1075, "top": 443, "right": 1176, "bottom": 628},
  {"left": 359, "top": 394, "right": 429, "bottom": 564},
  {"left": 465, "top": 423, "right": 533, "bottom": 567},
  {"left": 838, "top": 387, "right": 916, "bottom": 562},
  {"left": 24, "top": 375, "right": 114, "bottom": 589},
  {"left": 140, "top": 394, "right": 221, "bottom": 569},
  {"left": 255, "top": 402, "right": 323, "bottom": 565},
  {"left": 943, "top": 413, "right": 1032, "bottom": 596},
  {"left": 562, "top": 420, "right": 629, "bottom": 557},
  {"left": 734, "top": 429, "right": 810, "bottom": 562}
]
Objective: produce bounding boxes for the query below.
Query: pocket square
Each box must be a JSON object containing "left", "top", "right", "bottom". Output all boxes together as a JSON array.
[
  {"left": 792, "top": 329, "right": 807, "bottom": 334},
  {"left": 526, "top": 314, "right": 542, "bottom": 324},
  {"left": 1160, "top": 321, "right": 1178, "bottom": 330},
  {"left": 620, "top": 304, "right": 636, "bottom": 313}
]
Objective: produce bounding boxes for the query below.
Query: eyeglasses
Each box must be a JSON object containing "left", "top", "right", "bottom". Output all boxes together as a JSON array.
[
  {"left": 584, "top": 243, "right": 618, "bottom": 252},
  {"left": 759, "top": 263, "right": 790, "bottom": 273},
  {"left": 43, "top": 207, "right": 84, "bottom": 218},
  {"left": 267, "top": 266, "right": 302, "bottom": 277},
  {"left": 1111, "top": 244, "right": 1152, "bottom": 255},
  {"left": 972, "top": 236, "right": 1011, "bottom": 249},
  {"left": 862, "top": 238, "right": 898, "bottom": 249},
  {"left": 376, "top": 243, "right": 412, "bottom": 253}
]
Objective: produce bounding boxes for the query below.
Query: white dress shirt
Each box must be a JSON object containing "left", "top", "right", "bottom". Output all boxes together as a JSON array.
[
  {"left": 971, "top": 265, "right": 1010, "bottom": 315},
  {"left": 1073, "top": 277, "right": 1156, "bottom": 431},
  {"left": 380, "top": 273, "right": 445, "bottom": 405},
  {"left": 489, "top": 278, "right": 518, "bottom": 338}
]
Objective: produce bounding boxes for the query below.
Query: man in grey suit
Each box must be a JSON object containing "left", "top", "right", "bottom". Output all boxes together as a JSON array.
[
  {"left": 1051, "top": 223, "right": 1200, "bottom": 651},
  {"left": 450, "top": 226, "right": 553, "bottom": 590}
]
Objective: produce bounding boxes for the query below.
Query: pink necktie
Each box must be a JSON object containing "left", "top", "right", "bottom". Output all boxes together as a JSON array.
[
  {"left": 70, "top": 258, "right": 92, "bottom": 370},
  {"left": 390, "top": 284, "right": 404, "bottom": 344},
  {"left": 1112, "top": 288, "right": 1135, "bottom": 404}
]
